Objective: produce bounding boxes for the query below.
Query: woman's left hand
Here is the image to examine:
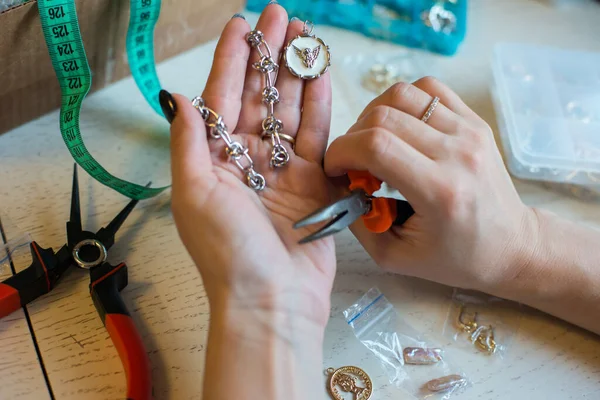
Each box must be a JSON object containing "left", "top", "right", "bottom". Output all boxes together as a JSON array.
[{"left": 168, "top": 5, "right": 335, "bottom": 329}]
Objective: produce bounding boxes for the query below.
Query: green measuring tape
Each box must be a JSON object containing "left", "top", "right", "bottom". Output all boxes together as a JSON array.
[{"left": 38, "top": 0, "right": 169, "bottom": 199}]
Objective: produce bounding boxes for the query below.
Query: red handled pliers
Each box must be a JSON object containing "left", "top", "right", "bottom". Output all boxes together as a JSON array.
[
  {"left": 294, "top": 171, "right": 415, "bottom": 243},
  {"left": 0, "top": 165, "right": 152, "bottom": 400}
]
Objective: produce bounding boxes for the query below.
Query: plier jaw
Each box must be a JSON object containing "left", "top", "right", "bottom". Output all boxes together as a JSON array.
[
  {"left": 0, "top": 165, "right": 153, "bottom": 400},
  {"left": 294, "top": 171, "right": 415, "bottom": 244},
  {"left": 66, "top": 164, "right": 144, "bottom": 268},
  {"left": 294, "top": 189, "right": 372, "bottom": 244}
]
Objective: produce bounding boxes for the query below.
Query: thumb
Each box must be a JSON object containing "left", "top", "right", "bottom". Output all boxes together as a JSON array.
[{"left": 161, "top": 92, "right": 213, "bottom": 194}]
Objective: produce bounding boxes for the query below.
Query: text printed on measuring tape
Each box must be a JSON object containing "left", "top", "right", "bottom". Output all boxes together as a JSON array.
[{"left": 38, "top": 0, "right": 169, "bottom": 200}]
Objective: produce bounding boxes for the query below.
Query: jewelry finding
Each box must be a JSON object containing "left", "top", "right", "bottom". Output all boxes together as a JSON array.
[
  {"left": 425, "top": 374, "right": 467, "bottom": 393},
  {"left": 457, "top": 305, "right": 498, "bottom": 354},
  {"left": 402, "top": 347, "right": 443, "bottom": 365},
  {"left": 247, "top": 30, "right": 290, "bottom": 168},
  {"left": 326, "top": 366, "right": 372, "bottom": 400},
  {"left": 421, "top": 3, "right": 457, "bottom": 34},
  {"left": 191, "top": 96, "right": 266, "bottom": 191},
  {"left": 283, "top": 21, "right": 331, "bottom": 80},
  {"left": 72, "top": 239, "right": 107, "bottom": 269},
  {"left": 457, "top": 304, "right": 478, "bottom": 333},
  {"left": 421, "top": 96, "right": 440, "bottom": 123},
  {"left": 472, "top": 325, "right": 497, "bottom": 354},
  {"left": 362, "top": 64, "right": 404, "bottom": 95}
]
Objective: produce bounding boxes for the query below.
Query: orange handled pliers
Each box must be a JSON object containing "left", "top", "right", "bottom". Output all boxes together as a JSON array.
[
  {"left": 294, "top": 171, "right": 415, "bottom": 243},
  {"left": 0, "top": 166, "right": 152, "bottom": 400}
]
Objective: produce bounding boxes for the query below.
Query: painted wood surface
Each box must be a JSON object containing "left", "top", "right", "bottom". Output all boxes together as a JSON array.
[{"left": 0, "top": 1, "right": 599, "bottom": 398}]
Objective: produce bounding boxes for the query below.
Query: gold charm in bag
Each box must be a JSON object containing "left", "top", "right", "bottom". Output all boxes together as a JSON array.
[
  {"left": 326, "top": 366, "right": 372, "bottom": 400},
  {"left": 283, "top": 21, "right": 331, "bottom": 80}
]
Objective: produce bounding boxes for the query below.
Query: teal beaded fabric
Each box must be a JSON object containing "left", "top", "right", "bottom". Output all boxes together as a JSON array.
[{"left": 246, "top": 0, "right": 467, "bottom": 56}]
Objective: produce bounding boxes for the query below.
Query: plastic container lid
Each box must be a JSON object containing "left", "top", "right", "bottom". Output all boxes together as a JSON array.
[{"left": 491, "top": 43, "right": 600, "bottom": 188}]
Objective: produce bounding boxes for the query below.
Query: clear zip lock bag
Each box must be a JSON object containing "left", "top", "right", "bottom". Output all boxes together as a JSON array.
[
  {"left": 441, "top": 288, "right": 522, "bottom": 359},
  {"left": 344, "top": 287, "right": 470, "bottom": 399}
]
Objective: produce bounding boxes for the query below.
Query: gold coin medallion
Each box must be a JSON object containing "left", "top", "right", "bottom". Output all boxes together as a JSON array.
[{"left": 326, "top": 366, "right": 372, "bottom": 400}]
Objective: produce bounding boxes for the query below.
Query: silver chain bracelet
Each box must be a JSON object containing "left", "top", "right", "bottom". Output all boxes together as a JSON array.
[
  {"left": 191, "top": 96, "right": 266, "bottom": 191},
  {"left": 246, "top": 30, "right": 290, "bottom": 168}
]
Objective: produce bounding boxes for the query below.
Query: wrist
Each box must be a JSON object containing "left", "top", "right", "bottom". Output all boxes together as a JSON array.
[
  {"left": 209, "top": 293, "right": 327, "bottom": 345},
  {"left": 477, "top": 206, "right": 543, "bottom": 299},
  {"left": 203, "top": 297, "right": 326, "bottom": 400},
  {"left": 484, "top": 207, "right": 600, "bottom": 333},
  {"left": 204, "top": 275, "right": 332, "bottom": 330},
  {"left": 487, "top": 207, "right": 585, "bottom": 304}
]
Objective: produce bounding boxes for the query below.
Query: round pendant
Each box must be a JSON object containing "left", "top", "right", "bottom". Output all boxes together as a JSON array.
[
  {"left": 326, "top": 366, "right": 372, "bottom": 400},
  {"left": 283, "top": 34, "right": 331, "bottom": 80}
]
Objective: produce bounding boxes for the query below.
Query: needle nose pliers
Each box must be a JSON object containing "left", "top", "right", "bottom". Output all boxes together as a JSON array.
[
  {"left": 0, "top": 165, "right": 152, "bottom": 400},
  {"left": 294, "top": 170, "right": 415, "bottom": 243}
]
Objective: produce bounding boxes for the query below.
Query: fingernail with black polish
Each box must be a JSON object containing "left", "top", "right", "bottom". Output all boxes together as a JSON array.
[
  {"left": 232, "top": 13, "right": 246, "bottom": 20},
  {"left": 159, "top": 89, "right": 177, "bottom": 124}
]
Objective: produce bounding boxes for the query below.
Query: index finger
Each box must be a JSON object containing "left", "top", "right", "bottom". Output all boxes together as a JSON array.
[
  {"left": 324, "top": 128, "right": 440, "bottom": 210},
  {"left": 201, "top": 15, "right": 251, "bottom": 130}
]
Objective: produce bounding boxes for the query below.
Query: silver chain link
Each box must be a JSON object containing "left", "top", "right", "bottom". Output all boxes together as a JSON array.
[
  {"left": 191, "top": 96, "right": 266, "bottom": 191},
  {"left": 247, "top": 30, "right": 290, "bottom": 168}
]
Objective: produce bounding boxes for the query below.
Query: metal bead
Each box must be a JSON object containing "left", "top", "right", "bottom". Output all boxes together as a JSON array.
[
  {"left": 247, "top": 170, "right": 266, "bottom": 191},
  {"left": 253, "top": 56, "right": 278, "bottom": 73},
  {"left": 270, "top": 144, "right": 290, "bottom": 168},
  {"left": 262, "top": 86, "right": 280, "bottom": 104},
  {"left": 262, "top": 116, "right": 284, "bottom": 133},
  {"left": 209, "top": 115, "right": 226, "bottom": 139},
  {"left": 226, "top": 142, "right": 245, "bottom": 159},
  {"left": 192, "top": 96, "right": 210, "bottom": 120},
  {"left": 210, "top": 127, "right": 224, "bottom": 139},
  {"left": 215, "top": 116, "right": 227, "bottom": 133},
  {"left": 246, "top": 30, "right": 264, "bottom": 47},
  {"left": 191, "top": 96, "right": 204, "bottom": 109}
]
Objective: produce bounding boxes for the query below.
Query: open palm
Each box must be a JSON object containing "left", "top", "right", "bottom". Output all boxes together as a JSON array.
[{"left": 169, "top": 5, "right": 336, "bottom": 325}]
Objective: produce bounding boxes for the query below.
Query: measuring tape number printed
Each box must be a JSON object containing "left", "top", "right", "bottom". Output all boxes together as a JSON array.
[{"left": 38, "top": 0, "right": 169, "bottom": 200}]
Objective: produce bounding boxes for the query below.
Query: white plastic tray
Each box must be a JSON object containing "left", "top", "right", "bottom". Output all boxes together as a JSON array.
[{"left": 492, "top": 43, "right": 600, "bottom": 189}]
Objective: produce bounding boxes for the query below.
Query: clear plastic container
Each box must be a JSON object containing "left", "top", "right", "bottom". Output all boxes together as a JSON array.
[
  {"left": 544, "top": 0, "right": 597, "bottom": 7},
  {"left": 491, "top": 43, "right": 600, "bottom": 192}
]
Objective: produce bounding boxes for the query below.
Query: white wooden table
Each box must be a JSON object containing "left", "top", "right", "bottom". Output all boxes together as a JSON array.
[{"left": 1, "top": 1, "right": 600, "bottom": 399}]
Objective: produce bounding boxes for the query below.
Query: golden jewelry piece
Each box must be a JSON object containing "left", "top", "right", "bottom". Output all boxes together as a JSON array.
[
  {"left": 457, "top": 305, "right": 497, "bottom": 354},
  {"left": 260, "top": 131, "right": 296, "bottom": 148},
  {"left": 326, "top": 366, "right": 372, "bottom": 400},
  {"left": 472, "top": 325, "right": 497, "bottom": 354},
  {"left": 457, "top": 304, "right": 478, "bottom": 334},
  {"left": 421, "top": 96, "right": 440, "bottom": 123}
]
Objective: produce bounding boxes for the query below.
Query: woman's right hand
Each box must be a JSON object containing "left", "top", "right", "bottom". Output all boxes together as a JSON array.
[{"left": 324, "top": 77, "right": 539, "bottom": 292}]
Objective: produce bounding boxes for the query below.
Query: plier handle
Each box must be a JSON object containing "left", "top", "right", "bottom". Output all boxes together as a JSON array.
[
  {"left": 294, "top": 170, "right": 415, "bottom": 243},
  {"left": 0, "top": 166, "right": 152, "bottom": 400}
]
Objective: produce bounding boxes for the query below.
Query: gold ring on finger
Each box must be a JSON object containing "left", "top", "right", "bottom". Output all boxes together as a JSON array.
[
  {"left": 261, "top": 131, "right": 296, "bottom": 149},
  {"left": 421, "top": 96, "right": 440, "bottom": 124}
]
